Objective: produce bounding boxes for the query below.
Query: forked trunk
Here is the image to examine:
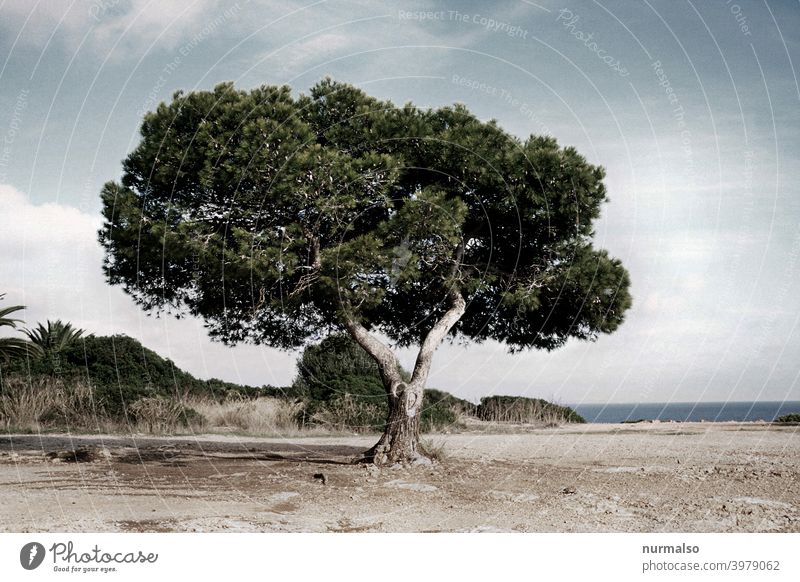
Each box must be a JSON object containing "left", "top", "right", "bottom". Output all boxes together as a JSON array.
[{"left": 345, "top": 285, "right": 466, "bottom": 466}]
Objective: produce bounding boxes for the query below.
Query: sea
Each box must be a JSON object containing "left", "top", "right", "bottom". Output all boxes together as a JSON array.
[{"left": 569, "top": 401, "right": 800, "bottom": 424}]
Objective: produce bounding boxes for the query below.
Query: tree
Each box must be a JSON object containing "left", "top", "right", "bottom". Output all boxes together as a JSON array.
[
  {"left": 0, "top": 294, "right": 33, "bottom": 362},
  {"left": 99, "top": 80, "right": 632, "bottom": 465},
  {"left": 24, "top": 320, "right": 85, "bottom": 362}
]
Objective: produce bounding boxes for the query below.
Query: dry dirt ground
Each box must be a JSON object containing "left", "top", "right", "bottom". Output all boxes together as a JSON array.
[{"left": 1, "top": 422, "right": 798, "bottom": 532}]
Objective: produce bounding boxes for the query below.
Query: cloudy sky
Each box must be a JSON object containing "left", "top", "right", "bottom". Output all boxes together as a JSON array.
[{"left": 1, "top": 0, "right": 798, "bottom": 404}]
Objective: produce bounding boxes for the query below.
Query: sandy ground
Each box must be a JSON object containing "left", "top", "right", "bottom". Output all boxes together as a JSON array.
[{"left": 1, "top": 422, "right": 798, "bottom": 532}]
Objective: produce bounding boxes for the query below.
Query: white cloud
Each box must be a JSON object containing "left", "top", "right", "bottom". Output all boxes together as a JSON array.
[
  {"left": 0, "top": 184, "right": 296, "bottom": 387},
  {"left": 0, "top": 0, "right": 238, "bottom": 56}
]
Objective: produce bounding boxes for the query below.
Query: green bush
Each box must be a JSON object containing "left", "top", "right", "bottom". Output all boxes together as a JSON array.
[
  {"left": 421, "top": 389, "right": 470, "bottom": 432},
  {"left": 3, "top": 334, "right": 268, "bottom": 418},
  {"left": 476, "top": 395, "right": 585, "bottom": 424},
  {"left": 775, "top": 413, "right": 800, "bottom": 423}
]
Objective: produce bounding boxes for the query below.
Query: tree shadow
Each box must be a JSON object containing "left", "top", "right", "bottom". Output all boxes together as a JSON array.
[{"left": 1, "top": 434, "right": 368, "bottom": 467}]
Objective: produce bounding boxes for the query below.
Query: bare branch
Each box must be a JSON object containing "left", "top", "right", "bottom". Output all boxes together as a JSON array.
[
  {"left": 411, "top": 241, "right": 467, "bottom": 387},
  {"left": 343, "top": 315, "right": 403, "bottom": 395},
  {"left": 410, "top": 288, "right": 466, "bottom": 388}
]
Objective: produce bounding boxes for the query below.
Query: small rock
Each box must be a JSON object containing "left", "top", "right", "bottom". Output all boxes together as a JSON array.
[
  {"left": 560, "top": 486, "right": 577, "bottom": 495},
  {"left": 313, "top": 473, "right": 327, "bottom": 485}
]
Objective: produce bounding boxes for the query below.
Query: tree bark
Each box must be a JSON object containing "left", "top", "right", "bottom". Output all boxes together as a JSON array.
[
  {"left": 363, "top": 382, "right": 425, "bottom": 465},
  {"left": 344, "top": 288, "right": 466, "bottom": 466}
]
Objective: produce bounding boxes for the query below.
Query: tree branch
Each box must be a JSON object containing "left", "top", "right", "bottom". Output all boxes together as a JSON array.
[
  {"left": 411, "top": 241, "right": 467, "bottom": 387},
  {"left": 410, "top": 288, "right": 466, "bottom": 388},
  {"left": 343, "top": 315, "right": 403, "bottom": 396}
]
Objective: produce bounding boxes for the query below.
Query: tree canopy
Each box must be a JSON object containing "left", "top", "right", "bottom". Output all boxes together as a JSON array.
[{"left": 99, "top": 79, "right": 631, "bottom": 354}]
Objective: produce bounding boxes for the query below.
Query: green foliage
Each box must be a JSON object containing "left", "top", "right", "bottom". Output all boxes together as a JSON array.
[
  {"left": 293, "top": 334, "right": 389, "bottom": 430},
  {"left": 476, "top": 395, "right": 585, "bottom": 424},
  {"left": 421, "top": 388, "right": 473, "bottom": 431},
  {"left": 4, "top": 334, "right": 263, "bottom": 417},
  {"left": 775, "top": 413, "right": 800, "bottom": 423},
  {"left": 310, "top": 392, "right": 385, "bottom": 433},
  {"left": 99, "top": 79, "right": 632, "bottom": 353},
  {"left": 293, "top": 333, "right": 388, "bottom": 403},
  {"left": 23, "top": 320, "right": 84, "bottom": 360},
  {"left": 294, "top": 334, "right": 593, "bottom": 432}
]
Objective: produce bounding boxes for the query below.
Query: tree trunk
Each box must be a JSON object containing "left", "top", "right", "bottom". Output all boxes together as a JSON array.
[
  {"left": 362, "top": 382, "right": 427, "bottom": 465},
  {"left": 345, "top": 288, "right": 466, "bottom": 466}
]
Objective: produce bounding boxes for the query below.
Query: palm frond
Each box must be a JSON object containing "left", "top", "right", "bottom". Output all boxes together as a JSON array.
[
  {"left": 0, "top": 337, "right": 36, "bottom": 361},
  {"left": 23, "top": 320, "right": 85, "bottom": 355},
  {"left": 0, "top": 293, "right": 31, "bottom": 361},
  {"left": 0, "top": 305, "right": 25, "bottom": 328}
]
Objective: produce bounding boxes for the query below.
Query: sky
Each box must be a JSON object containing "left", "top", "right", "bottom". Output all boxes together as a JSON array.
[{"left": 0, "top": 0, "right": 798, "bottom": 405}]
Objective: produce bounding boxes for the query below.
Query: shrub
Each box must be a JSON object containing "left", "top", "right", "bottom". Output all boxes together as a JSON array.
[
  {"left": 421, "top": 388, "right": 473, "bottom": 432},
  {"left": 421, "top": 404, "right": 458, "bottom": 432},
  {"left": 0, "top": 375, "right": 102, "bottom": 430},
  {"left": 476, "top": 395, "right": 585, "bottom": 424},
  {"left": 419, "top": 438, "right": 448, "bottom": 462},
  {"left": 310, "top": 393, "right": 385, "bottom": 433},
  {"left": 294, "top": 334, "right": 388, "bottom": 402},
  {"left": 128, "top": 397, "right": 190, "bottom": 433},
  {"left": 185, "top": 396, "right": 303, "bottom": 435},
  {"left": 775, "top": 413, "right": 800, "bottom": 423},
  {"left": 3, "top": 334, "right": 265, "bottom": 415}
]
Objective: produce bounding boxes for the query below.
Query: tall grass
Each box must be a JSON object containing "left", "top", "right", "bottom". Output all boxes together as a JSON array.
[
  {"left": 0, "top": 377, "right": 308, "bottom": 436},
  {"left": 0, "top": 376, "right": 107, "bottom": 431},
  {"left": 184, "top": 396, "right": 305, "bottom": 435},
  {"left": 127, "top": 396, "right": 194, "bottom": 433},
  {"left": 309, "top": 393, "right": 385, "bottom": 433}
]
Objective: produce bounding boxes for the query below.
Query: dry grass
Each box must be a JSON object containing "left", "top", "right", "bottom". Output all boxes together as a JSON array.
[
  {"left": 0, "top": 376, "right": 110, "bottom": 432},
  {"left": 0, "top": 376, "right": 330, "bottom": 437},
  {"left": 309, "top": 393, "right": 384, "bottom": 433},
  {"left": 184, "top": 396, "right": 306, "bottom": 436},
  {"left": 476, "top": 396, "right": 583, "bottom": 426},
  {"left": 419, "top": 437, "right": 449, "bottom": 462},
  {"left": 0, "top": 375, "right": 578, "bottom": 440},
  {"left": 128, "top": 396, "right": 188, "bottom": 434}
]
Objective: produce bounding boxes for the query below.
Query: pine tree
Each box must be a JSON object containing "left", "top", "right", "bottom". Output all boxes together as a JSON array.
[{"left": 99, "top": 80, "right": 632, "bottom": 464}]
